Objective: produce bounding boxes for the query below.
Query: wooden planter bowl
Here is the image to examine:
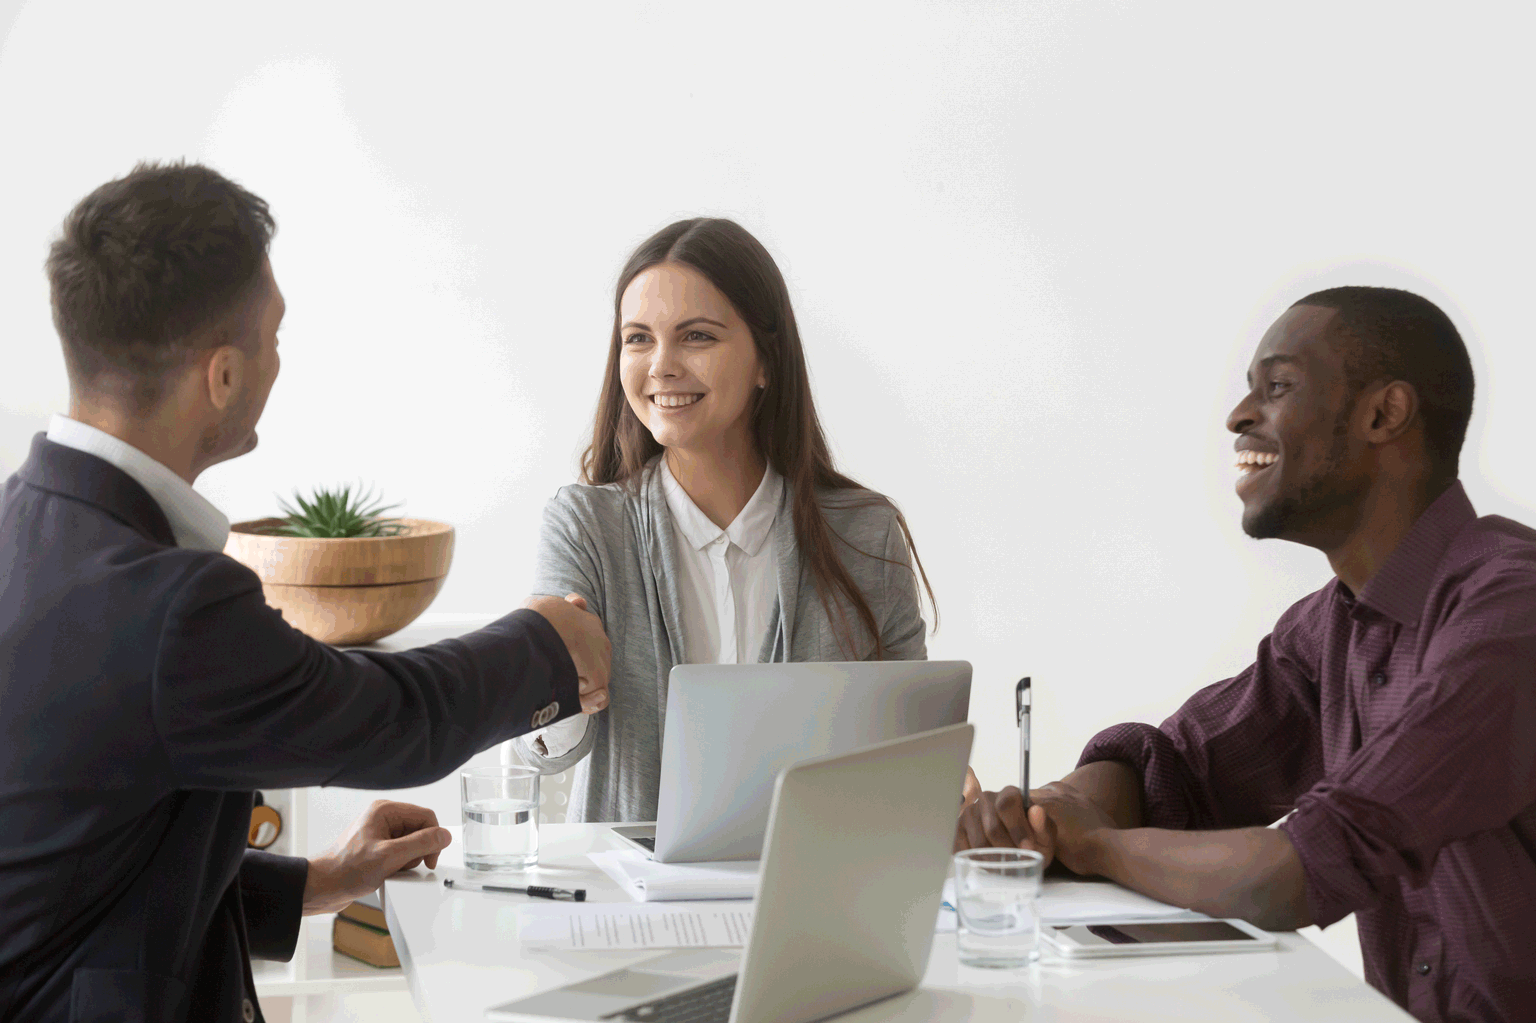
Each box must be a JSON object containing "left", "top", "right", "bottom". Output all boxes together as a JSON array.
[{"left": 224, "top": 518, "right": 455, "bottom": 646}]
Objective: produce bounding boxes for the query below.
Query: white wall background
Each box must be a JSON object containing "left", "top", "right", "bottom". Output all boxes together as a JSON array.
[{"left": 5, "top": 0, "right": 1535, "bottom": 984}]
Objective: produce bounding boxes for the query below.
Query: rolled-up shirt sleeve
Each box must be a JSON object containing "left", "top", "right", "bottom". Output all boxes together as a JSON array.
[
  {"left": 1279, "top": 570, "right": 1536, "bottom": 928},
  {"left": 1078, "top": 589, "right": 1329, "bottom": 831}
]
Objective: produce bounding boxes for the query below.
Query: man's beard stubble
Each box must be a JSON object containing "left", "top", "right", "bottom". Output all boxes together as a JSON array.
[
  {"left": 1242, "top": 412, "right": 1355, "bottom": 541},
  {"left": 199, "top": 390, "right": 258, "bottom": 465}
]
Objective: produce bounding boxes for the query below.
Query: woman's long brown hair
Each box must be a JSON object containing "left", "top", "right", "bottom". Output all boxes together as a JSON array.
[{"left": 579, "top": 218, "right": 937, "bottom": 659}]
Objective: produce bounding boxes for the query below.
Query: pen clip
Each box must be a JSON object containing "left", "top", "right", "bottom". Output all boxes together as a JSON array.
[{"left": 1015, "top": 677, "right": 1031, "bottom": 725}]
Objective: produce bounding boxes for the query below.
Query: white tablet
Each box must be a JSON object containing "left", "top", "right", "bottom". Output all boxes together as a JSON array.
[{"left": 1043, "top": 918, "right": 1276, "bottom": 958}]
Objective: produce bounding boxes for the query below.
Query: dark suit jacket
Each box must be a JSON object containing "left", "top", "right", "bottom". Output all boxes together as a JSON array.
[{"left": 0, "top": 436, "right": 581, "bottom": 1022}]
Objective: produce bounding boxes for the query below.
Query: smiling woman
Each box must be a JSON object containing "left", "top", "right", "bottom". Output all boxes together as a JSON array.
[{"left": 509, "top": 218, "right": 939, "bottom": 823}]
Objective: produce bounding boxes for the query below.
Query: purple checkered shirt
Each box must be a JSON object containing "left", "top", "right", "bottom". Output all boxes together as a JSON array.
[{"left": 1080, "top": 482, "right": 1536, "bottom": 1023}]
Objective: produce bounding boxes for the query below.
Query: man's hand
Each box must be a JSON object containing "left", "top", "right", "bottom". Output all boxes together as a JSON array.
[
  {"left": 1023, "top": 782, "right": 1120, "bottom": 876},
  {"left": 962, "top": 767, "right": 982, "bottom": 808},
  {"left": 955, "top": 785, "right": 1048, "bottom": 859},
  {"left": 525, "top": 593, "right": 611, "bottom": 714},
  {"left": 303, "top": 800, "right": 452, "bottom": 916},
  {"left": 954, "top": 782, "right": 1121, "bottom": 876}
]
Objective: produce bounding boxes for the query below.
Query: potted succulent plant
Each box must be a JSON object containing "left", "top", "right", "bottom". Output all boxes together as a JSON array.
[{"left": 223, "top": 484, "right": 454, "bottom": 646}]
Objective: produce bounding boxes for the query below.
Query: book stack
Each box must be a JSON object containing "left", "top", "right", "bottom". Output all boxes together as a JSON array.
[{"left": 331, "top": 890, "right": 399, "bottom": 968}]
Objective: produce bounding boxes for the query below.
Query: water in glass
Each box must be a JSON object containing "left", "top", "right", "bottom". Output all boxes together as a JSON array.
[
  {"left": 953, "top": 848, "right": 1042, "bottom": 968},
  {"left": 463, "top": 797, "right": 538, "bottom": 871},
  {"left": 955, "top": 880, "right": 1039, "bottom": 967}
]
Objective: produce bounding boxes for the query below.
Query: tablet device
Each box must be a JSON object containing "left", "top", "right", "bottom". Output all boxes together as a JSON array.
[{"left": 1043, "top": 918, "right": 1275, "bottom": 958}]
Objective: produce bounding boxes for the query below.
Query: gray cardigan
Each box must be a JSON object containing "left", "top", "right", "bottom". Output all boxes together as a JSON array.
[{"left": 511, "top": 458, "right": 928, "bottom": 823}]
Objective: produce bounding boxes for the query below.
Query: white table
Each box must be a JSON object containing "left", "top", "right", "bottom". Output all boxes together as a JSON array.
[{"left": 385, "top": 823, "right": 1414, "bottom": 1023}]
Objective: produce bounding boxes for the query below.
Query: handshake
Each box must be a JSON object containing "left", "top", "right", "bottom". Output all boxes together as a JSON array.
[{"left": 524, "top": 593, "right": 613, "bottom": 715}]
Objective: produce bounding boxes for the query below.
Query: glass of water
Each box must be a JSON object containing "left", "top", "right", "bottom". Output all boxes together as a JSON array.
[
  {"left": 461, "top": 765, "right": 540, "bottom": 871},
  {"left": 953, "top": 848, "right": 1044, "bottom": 967}
]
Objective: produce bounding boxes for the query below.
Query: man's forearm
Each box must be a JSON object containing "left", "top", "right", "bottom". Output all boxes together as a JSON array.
[
  {"left": 1060, "top": 760, "right": 1144, "bottom": 830},
  {"left": 1088, "top": 825, "right": 1312, "bottom": 931}
]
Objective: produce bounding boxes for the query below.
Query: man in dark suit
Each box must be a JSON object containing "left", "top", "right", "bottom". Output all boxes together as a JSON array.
[{"left": 0, "top": 162, "right": 612, "bottom": 1022}]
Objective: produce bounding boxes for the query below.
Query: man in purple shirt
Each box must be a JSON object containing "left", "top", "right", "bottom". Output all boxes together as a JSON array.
[{"left": 957, "top": 287, "right": 1536, "bottom": 1023}]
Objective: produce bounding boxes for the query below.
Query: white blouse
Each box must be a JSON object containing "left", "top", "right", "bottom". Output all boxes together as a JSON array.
[{"left": 532, "top": 461, "right": 783, "bottom": 757}]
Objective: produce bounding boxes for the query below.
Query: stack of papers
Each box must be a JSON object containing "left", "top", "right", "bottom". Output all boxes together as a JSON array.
[
  {"left": 588, "top": 849, "right": 759, "bottom": 902},
  {"left": 1038, "top": 879, "right": 1201, "bottom": 922},
  {"left": 937, "top": 876, "right": 1205, "bottom": 932},
  {"left": 588, "top": 847, "right": 1201, "bottom": 930},
  {"left": 518, "top": 902, "right": 754, "bottom": 951}
]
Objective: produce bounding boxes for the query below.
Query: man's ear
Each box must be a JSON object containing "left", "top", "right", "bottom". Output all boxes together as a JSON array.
[
  {"left": 205, "top": 346, "right": 245, "bottom": 412},
  {"left": 1361, "top": 379, "right": 1419, "bottom": 444}
]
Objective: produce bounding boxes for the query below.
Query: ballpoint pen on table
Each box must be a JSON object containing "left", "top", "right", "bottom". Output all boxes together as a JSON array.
[
  {"left": 443, "top": 878, "right": 586, "bottom": 901},
  {"left": 1016, "top": 677, "right": 1031, "bottom": 809}
]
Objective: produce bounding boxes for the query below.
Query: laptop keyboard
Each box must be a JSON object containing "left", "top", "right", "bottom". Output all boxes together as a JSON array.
[
  {"left": 599, "top": 975, "right": 737, "bottom": 1022},
  {"left": 632, "top": 835, "right": 656, "bottom": 852}
]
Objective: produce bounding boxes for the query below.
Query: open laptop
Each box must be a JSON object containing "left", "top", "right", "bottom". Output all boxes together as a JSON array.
[
  {"left": 487, "top": 722, "right": 974, "bottom": 1023},
  {"left": 611, "top": 660, "right": 970, "bottom": 862}
]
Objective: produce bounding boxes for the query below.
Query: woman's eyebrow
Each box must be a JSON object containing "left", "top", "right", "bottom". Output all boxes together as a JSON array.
[{"left": 622, "top": 316, "right": 729, "bottom": 333}]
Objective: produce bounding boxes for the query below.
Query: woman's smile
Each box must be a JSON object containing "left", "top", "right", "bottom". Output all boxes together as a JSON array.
[{"left": 651, "top": 393, "right": 704, "bottom": 409}]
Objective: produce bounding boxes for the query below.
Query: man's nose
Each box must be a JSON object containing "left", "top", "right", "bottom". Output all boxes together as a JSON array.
[{"left": 1226, "top": 391, "right": 1257, "bottom": 435}]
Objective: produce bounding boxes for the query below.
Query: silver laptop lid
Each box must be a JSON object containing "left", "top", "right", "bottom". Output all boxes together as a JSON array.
[
  {"left": 654, "top": 661, "right": 971, "bottom": 862},
  {"left": 730, "top": 722, "right": 974, "bottom": 1023}
]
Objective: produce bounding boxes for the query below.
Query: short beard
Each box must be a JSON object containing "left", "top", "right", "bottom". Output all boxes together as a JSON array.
[
  {"left": 200, "top": 388, "right": 257, "bottom": 465},
  {"left": 1242, "top": 412, "right": 1354, "bottom": 540}
]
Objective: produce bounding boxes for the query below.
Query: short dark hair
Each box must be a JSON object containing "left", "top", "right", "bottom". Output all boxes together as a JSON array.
[
  {"left": 46, "top": 160, "right": 275, "bottom": 408},
  {"left": 1293, "top": 286, "right": 1475, "bottom": 475}
]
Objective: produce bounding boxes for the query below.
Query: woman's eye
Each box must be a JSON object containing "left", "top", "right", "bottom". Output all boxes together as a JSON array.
[
  {"left": 685, "top": 330, "right": 714, "bottom": 342},
  {"left": 624, "top": 333, "right": 651, "bottom": 346}
]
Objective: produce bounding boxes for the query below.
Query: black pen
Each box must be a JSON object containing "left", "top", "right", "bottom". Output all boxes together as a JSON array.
[
  {"left": 444, "top": 878, "right": 586, "bottom": 901},
  {"left": 1016, "top": 677, "right": 1031, "bottom": 809}
]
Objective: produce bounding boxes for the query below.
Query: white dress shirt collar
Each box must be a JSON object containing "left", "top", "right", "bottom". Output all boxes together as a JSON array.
[
  {"left": 46, "top": 414, "right": 231, "bottom": 552},
  {"left": 659, "top": 457, "right": 783, "bottom": 557}
]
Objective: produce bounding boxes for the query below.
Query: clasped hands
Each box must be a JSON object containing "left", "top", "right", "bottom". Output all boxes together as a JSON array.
[
  {"left": 523, "top": 592, "right": 612, "bottom": 715},
  {"left": 954, "top": 780, "right": 1119, "bottom": 877}
]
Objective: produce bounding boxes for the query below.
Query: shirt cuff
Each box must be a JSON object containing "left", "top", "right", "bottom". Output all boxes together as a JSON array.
[{"left": 530, "top": 714, "right": 590, "bottom": 759}]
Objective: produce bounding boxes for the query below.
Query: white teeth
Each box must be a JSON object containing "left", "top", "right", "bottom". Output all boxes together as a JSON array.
[
  {"left": 1235, "top": 451, "right": 1278, "bottom": 469},
  {"left": 652, "top": 394, "right": 702, "bottom": 408}
]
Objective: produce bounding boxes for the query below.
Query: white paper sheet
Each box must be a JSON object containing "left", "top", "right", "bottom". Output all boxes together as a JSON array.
[
  {"left": 518, "top": 902, "right": 756, "bottom": 950},
  {"left": 588, "top": 849, "right": 759, "bottom": 902},
  {"left": 941, "top": 877, "right": 1206, "bottom": 924}
]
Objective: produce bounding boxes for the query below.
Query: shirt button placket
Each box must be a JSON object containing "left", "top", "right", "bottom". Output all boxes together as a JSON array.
[{"left": 711, "top": 537, "right": 736, "bottom": 665}]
